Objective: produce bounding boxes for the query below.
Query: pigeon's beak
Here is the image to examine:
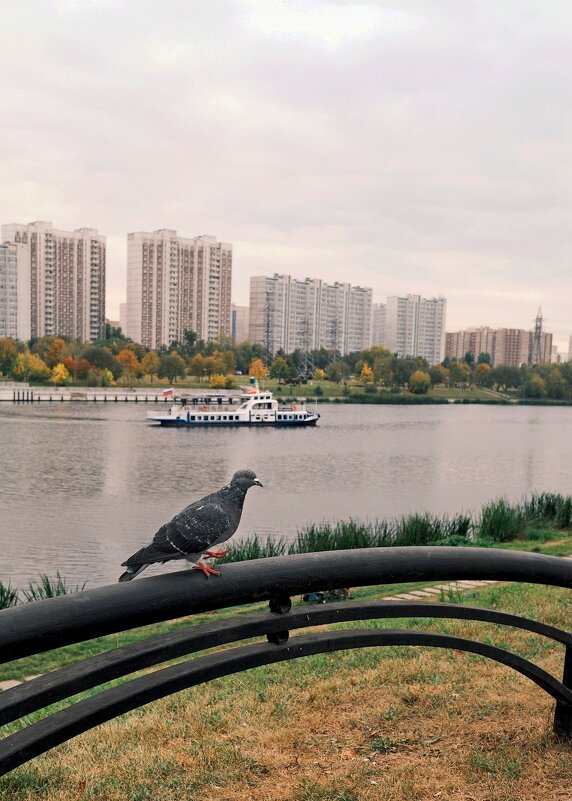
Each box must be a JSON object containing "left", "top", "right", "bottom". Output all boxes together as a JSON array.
[{"left": 253, "top": 479, "right": 263, "bottom": 487}]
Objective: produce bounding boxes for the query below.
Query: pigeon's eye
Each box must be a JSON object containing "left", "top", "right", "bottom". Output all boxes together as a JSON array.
[{"left": 243, "top": 472, "right": 249, "bottom": 478}]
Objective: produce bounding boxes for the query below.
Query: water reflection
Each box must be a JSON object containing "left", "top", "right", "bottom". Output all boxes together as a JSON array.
[{"left": 2, "top": 402, "right": 572, "bottom": 587}]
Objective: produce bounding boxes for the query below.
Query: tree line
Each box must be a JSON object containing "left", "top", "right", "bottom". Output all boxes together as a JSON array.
[{"left": 0, "top": 328, "right": 570, "bottom": 399}]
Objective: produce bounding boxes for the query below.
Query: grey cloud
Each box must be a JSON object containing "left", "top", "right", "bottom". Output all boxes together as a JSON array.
[{"left": 0, "top": 0, "right": 571, "bottom": 346}]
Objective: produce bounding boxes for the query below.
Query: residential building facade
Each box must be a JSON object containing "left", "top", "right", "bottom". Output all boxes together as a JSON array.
[
  {"left": 249, "top": 274, "right": 372, "bottom": 356},
  {"left": 382, "top": 294, "right": 447, "bottom": 364},
  {"left": 126, "top": 231, "right": 232, "bottom": 349},
  {"left": 1, "top": 221, "right": 106, "bottom": 341},
  {"left": 0, "top": 243, "right": 21, "bottom": 339},
  {"left": 445, "top": 327, "right": 553, "bottom": 367},
  {"left": 231, "top": 304, "right": 250, "bottom": 343}
]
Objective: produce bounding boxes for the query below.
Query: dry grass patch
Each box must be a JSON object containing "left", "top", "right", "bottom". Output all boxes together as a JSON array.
[{"left": 1, "top": 583, "right": 572, "bottom": 800}]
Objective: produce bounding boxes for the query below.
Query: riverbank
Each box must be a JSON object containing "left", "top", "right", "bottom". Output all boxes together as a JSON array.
[{"left": 5, "top": 376, "right": 572, "bottom": 406}]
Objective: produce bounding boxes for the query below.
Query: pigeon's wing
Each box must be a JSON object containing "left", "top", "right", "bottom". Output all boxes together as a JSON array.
[
  {"left": 121, "top": 500, "right": 233, "bottom": 569},
  {"left": 158, "top": 500, "right": 233, "bottom": 554}
]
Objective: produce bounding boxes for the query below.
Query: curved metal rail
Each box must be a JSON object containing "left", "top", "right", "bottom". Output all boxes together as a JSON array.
[
  {"left": 3, "top": 547, "right": 572, "bottom": 661},
  {"left": 1, "top": 629, "right": 571, "bottom": 776},
  {"left": 1, "top": 599, "right": 571, "bottom": 726},
  {"left": 0, "top": 547, "right": 571, "bottom": 776}
]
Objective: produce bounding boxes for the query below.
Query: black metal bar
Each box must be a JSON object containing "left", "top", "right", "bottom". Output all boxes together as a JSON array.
[
  {"left": 1, "top": 599, "right": 571, "bottom": 727},
  {"left": 553, "top": 644, "right": 572, "bottom": 737},
  {"left": 2, "top": 548, "right": 572, "bottom": 662},
  {"left": 1, "top": 628, "right": 570, "bottom": 777}
]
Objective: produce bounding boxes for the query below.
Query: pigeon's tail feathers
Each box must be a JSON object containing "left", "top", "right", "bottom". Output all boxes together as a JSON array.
[
  {"left": 120, "top": 542, "right": 186, "bottom": 571},
  {"left": 118, "top": 563, "right": 149, "bottom": 583}
]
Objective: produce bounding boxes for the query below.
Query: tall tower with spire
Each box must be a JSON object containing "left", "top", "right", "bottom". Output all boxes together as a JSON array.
[{"left": 529, "top": 307, "right": 543, "bottom": 366}]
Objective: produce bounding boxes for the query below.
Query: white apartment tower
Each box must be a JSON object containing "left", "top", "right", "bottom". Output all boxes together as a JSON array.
[
  {"left": 126, "top": 230, "right": 232, "bottom": 349},
  {"left": 231, "top": 304, "right": 250, "bottom": 343},
  {"left": 0, "top": 243, "right": 21, "bottom": 339},
  {"left": 371, "top": 302, "right": 387, "bottom": 347},
  {"left": 384, "top": 294, "right": 447, "bottom": 364},
  {"left": 1, "top": 221, "right": 106, "bottom": 341},
  {"left": 249, "top": 274, "right": 372, "bottom": 356}
]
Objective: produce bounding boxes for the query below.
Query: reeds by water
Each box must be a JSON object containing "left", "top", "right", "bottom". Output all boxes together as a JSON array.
[
  {"left": 224, "top": 492, "right": 572, "bottom": 564},
  {"left": 2, "top": 492, "right": 572, "bottom": 608}
]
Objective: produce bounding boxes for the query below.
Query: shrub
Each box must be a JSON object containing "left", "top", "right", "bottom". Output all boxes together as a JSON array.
[
  {"left": 22, "top": 572, "right": 87, "bottom": 602},
  {"left": 478, "top": 499, "right": 524, "bottom": 542},
  {"left": 0, "top": 580, "right": 19, "bottom": 609}
]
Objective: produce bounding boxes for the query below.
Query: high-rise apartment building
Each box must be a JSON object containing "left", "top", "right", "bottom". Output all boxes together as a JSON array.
[
  {"left": 231, "top": 304, "right": 250, "bottom": 343},
  {"left": 0, "top": 243, "right": 20, "bottom": 338},
  {"left": 1, "top": 221, "right": 106, "bottom": 341},
  {"left": 126, "top": 231, "right": 232, "bottom": 349},
  {"left": 371, "top": 302, "right": 386, "bottom": 348},
  {"left": 381, "top": 294, "right": 446, "bottom": 364},
  {"left": 445, "top": 328, "right": 495, "bottom": 362},
  {"left": 445, "top": 327, "right": 553, "bottom": 367},
  {"left": 249, "top": 274, "right": 372, "bottom": 356}
]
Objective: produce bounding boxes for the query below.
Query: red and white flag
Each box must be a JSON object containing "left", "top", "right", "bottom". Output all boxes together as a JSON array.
[{"left": 162, "top": 388, "right": 174, "bottom": 397}]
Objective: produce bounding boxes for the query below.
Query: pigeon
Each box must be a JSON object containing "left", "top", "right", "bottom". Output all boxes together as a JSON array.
[{"left": 118, "top": 469, "right": 263, "bottom": 582}]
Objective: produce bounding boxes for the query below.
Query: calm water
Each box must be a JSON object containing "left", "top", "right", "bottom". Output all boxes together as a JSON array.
[{"left": 1, "top": 401, "right": 572, "bottom": 588}]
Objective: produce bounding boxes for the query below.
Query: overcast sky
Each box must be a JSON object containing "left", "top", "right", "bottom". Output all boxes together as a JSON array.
[{"left": 1, "top": 0, "right": 571, "bottom": 348}]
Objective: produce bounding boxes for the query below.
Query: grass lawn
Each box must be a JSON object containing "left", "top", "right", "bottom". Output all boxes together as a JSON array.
[{"left": 1, "top": 534, "right": 572, "bottom": 800}]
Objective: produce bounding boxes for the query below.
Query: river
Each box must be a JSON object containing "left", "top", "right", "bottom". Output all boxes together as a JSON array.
[{"left": 1, "top": 401, "right": 571, "bottom": 588}]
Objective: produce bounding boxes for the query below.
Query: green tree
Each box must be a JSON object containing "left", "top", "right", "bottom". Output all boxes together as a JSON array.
[
  {"left": 327, "top": 361, "right": 350, "bottom": 383},
  {"left": 394, "top": 359, "right": 417, "bottom": 387},
  {"left": 487, "top": 365, "right": 522, "bottom": 391},
  {"left": 189, "top": 353, "right": 206, "bottom": 381},
  {"left": 81, "top": 346, "right": 122, "bottom": 379},
  {"left": 477, "top": 352, "right": 492, "bottom": 365},
  {"left": 157, "top": 353, "right": 186, "bottom": 383},
  {"left": 448, "top": 360, "right": 470, "bottom": 386},
  {"left": 0, "top": 338, "right": 18, "bottom": 375},
  {"left": 270, "top": 356, "right": 292, "bottom": 381},
  {"left": 429, "top": 364, "right": 449, "bottom": 386},
  {"left": 474, "top": 362, "right": 491, "bottom": 386},
  {"left": 523, "top": 373, "right": 547, "bottom": 398}
]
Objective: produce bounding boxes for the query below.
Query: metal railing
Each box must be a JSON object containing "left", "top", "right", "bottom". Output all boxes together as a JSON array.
[{"left": 1, "top": 547, "right": 571, "bottom": 776}]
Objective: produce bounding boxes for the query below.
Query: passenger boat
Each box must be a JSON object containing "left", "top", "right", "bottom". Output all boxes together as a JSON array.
[{"left": 146, "top": 378, "right": 320, "bottom": 427}]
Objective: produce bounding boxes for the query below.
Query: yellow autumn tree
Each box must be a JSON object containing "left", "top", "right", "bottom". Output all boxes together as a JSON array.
[
  {"left": 50, "top": 362, "right": 71, "bottom": 386},
  {"left": 249, "top": 358, "right": 268, "bottom": 379},
  {"left": 210, "top": 374, "right": 226, "bottom": 389},
  {"left": 360, "top": 363, "right": 374, "bottom": 383},
  {"left": 117, "top": 348, "right": 141, "bottom": 374},
  {"left": 13, "top": 352, "right": 51, "bottom": 382},
  {"left": 45, "top": 338, "right": 67, "bottom": 368},
  {"left": 313, "top": 368, "right": 325, "bottom": 380},
  {"left": 408, "top": 369, "right": 431, "bottom": 395},
  {"left": 141, "top": 351, "right": 159, "bottom": 381}
]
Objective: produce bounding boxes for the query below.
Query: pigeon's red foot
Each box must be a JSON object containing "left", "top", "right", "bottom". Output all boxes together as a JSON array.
[
  {"left": 193, "top": 562, "right": 221, "bottom": 577},
  {"left": 204, "top": 549, "right": 230, "bottom": 559}
]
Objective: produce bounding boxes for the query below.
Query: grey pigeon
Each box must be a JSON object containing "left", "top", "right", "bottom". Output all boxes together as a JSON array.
[{"left": 118, "top": 469, "right": 262, "bottom": 581}]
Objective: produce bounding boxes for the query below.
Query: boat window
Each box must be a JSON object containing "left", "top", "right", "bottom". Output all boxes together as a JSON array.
[{"left": 190, "top": 416, "right": 195, "bottom": 421}]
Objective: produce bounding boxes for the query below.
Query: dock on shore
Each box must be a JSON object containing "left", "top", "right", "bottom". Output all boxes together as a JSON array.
[{"left": 0, "top": 386, "right": 176, "bottom": 404}]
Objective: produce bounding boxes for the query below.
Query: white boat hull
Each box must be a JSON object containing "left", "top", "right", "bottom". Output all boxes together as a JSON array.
[{"left": 146, "top": 381, "right": 320, "bottom": 427}]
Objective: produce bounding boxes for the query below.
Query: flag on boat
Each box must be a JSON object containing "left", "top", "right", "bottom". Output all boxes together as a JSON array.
[{"left": 162, "top": 388, "right": 174, "bottom": 397}]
